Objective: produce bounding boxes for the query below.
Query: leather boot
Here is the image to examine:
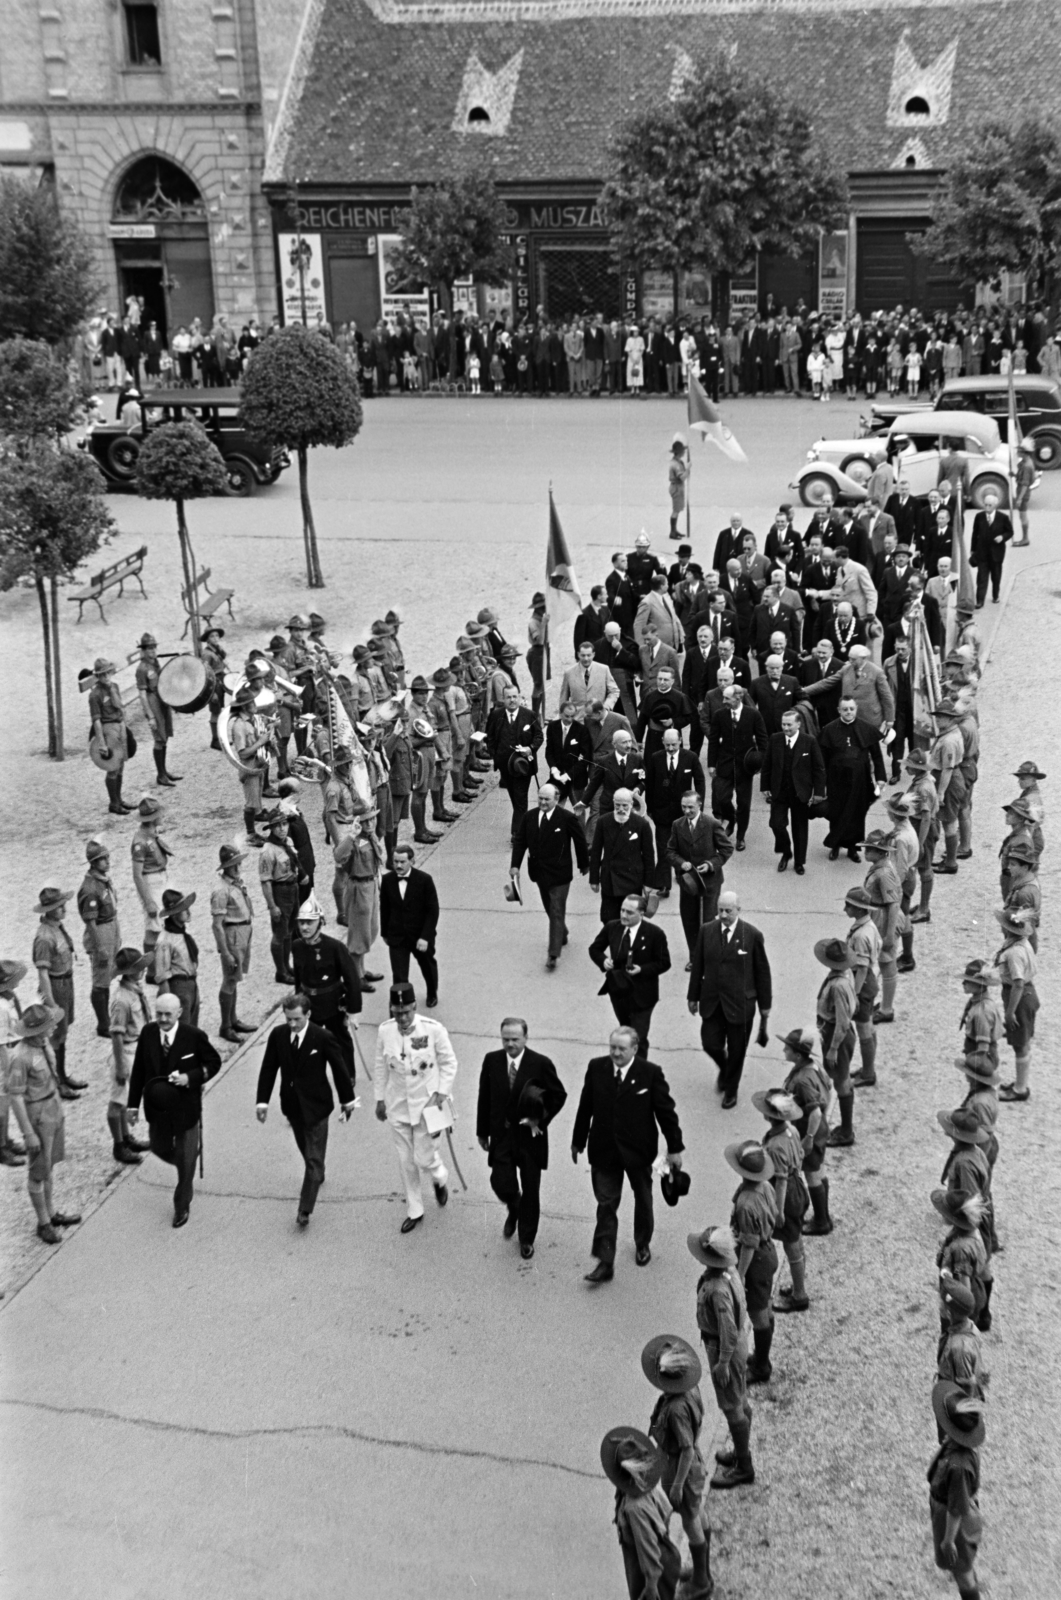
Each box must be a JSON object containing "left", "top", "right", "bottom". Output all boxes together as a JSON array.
[
  {"left": 711, "top": 1417, "right": 754, "bottom": 1488},
  {"left": 54, "top": 1043, "right": 86, "bottom": 1094},
  {"left": 106, "top": 774, "right": 124, "bottom": 815},
  {"left": 432, "top": 788, "right": 460, "bottom": 823},
  {"left": 108, "top": 1108, "right": 142, "bottom": 1164},
  {"left": 851, "top": 1033, "right": 877, "bottom": 1088},
  {"left": 934, "top": 832, "right": 959, "bottom": 874},
  {"left": 209, "top": 719, "right": 222, "bottom": 751},
  {"left": 244, "top": 808, "right": 262, "bottom": 847},
  {"left": 90, "top": 988, "right": 111, "bottom": 1037},
  {"left": 412, "top": 796, "right": 442, "bottom": 843},
  {"left": 154, "top": 748, "right": 176, "bottom": 787},
  {"left": 384, "top": 829, "right": 398, "bottom": 871},
  {"left": 803, "top": 1177, "right": 833, "bottom": 1235},
  {"left": 218, "top": 989, "right": 240, "bottom": 1044},
  {"left": 747, "top": 1321, "right": 774, "bottom": 1384},
  {"left": 827, "top": 1094, "right": 855, "bottom": 1146},
  {"left": 113, "top": 773, "right": 135, "bottom": 813},
  {"left": 687, "top": 1533, "right": 714, "bottom": 1599},
  {"left": 897, "top": 929, "right": 916, "bottom": 972}
]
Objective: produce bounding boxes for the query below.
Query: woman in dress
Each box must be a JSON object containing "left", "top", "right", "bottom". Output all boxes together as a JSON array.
[{"left": 625, "top": 323, "right": 646, "bottom": 395}]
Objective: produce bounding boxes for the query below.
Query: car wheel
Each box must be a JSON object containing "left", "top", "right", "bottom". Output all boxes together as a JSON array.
[
  {"left": 800, "top": 472, "right": 839, "bottom": 507},
  {"left": 107, "top": 436, "right": 141, "bottom": 478},
  {"left": 839, "top": 454, "right": 874, "bottom": 486},
  {"left": 969, "top": 473, "right": 1009, "bottom": 509},
  {"left": 223, "top": 458, "right": 255, "bottom": 497},
  {"left": 1030, "top": 430, "right": 1061, "bottom": 470}
]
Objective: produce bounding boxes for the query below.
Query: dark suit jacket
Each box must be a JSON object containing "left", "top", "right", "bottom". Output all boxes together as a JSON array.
[
  {"left": 751, "top": 602, "right": 798, "bottom": 658},
  {"left": 476, "top": 1045, "right": 566, "bottom": 1170},
  {"left": 572, "top": 1055, "right": 684, "bottom": 1170},
  {"left": 762, "top": 729, "right": 826, "bottom": 803},
  {"left": 707, "top": 705, "right": 768, "bottom": 776},
  {"left": 970, "top": 510, "right": 1013, "bottom": 566},
  {"left": 589, "top": 917, "right": 671, "bottom": 1009},
  {"left": 380, "top": 867, "right": 439, "bottom": 949},
  {"left": 607, "top": 576, "right": 638, "bottom": 635},
  {"left": 704, "top": 653, "right": 751, "bottom": 693},
  {"left": 644, "top": 749, "right": 705, "bottom": 824},
  {"left": 749, "top": 673, "right": 803, "bottom": 736},
  {"left": 688, "top": 917, "right": 773, "bottom": 1023},
  {"left": 589, "top": 811, "right": 655, "bottom": 896},
  {"left": 573, "top": 604, "right": 607, "bottom": 652},
  {"left": 256, "top": 1019, "right": 353, "bottom": 1126},
  {"left": 684, "top": 603, "right": 739, "bottom": 653},
  {"left": 582, "top": 750, "right": 647, "bottom": 812},
  {"left": 713, "top": 526, "right": 753, "bottom": 573},
  {"left": 486, "top": 705, "right": 543, "bottom": 788},
  {"left": 884, "top": 493, "right": 921, "bottom": 546},
  {"left": 545, "top": 717, "right": 593, "bottom": 791},
  {"left": 511, "top": 804, "right": 588, "bottom": 887},
  {"left": 593, "top": 635, "right": 640, "bottom": 679},
  {"left": 821, "top": 615, "right": 866, "bottom": 662},
  {"left": 128, "top": 1022, "right": 222, "bottom": 1132}
]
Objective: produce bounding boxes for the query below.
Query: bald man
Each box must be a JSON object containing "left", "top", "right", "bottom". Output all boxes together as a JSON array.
[{"left": 687, "top": 890, "right": 772, "bottom": 1109}]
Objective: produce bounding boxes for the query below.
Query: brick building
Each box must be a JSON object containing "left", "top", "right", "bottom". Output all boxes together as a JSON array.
[
  {"left": 0, "top": 0, "right": 312, "bottom": 335},
  {"left": 263, "top": 0, "right": 1060, "bottom": 329}
]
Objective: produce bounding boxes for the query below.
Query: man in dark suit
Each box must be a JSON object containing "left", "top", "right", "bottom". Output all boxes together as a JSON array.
[
  {"left": 571, "top": 1025, "right": 684, "bottom": 1281},
  {"left": 581, "top": 728, "right": 646, "bottom": 821},
  {"left": 593, "top": 621, "right": 640, "bottom": 725},
  {"left": 380, "top": 846, "right": 440, "bottom": 1005},
  {"left": 573, "top": 587, "right": 608, "bottom": 652},
  {"left": 667, "top": 542, "right": 694, "bottom": 590},
  {"left": 291, "top": 897, "right": 362, "bottom": 1080},
  {"left": 635, "top": 665, "right": 694, "bottom": 761},
  {"left": 970, "top": 494, "right": 1013, "bottom": 606},
  {"left": 627, "top": 534, "right": 666, "bottom": 598},
  {"left": 707, "top": 688, "right": 768, "bottom": 850},
  {"left": 127, "top": 990, "right": 222, "bottom": 1227},
  {"left": 486, "top": 682, "right": 543, "bottom": 842},
  {"left": 749, "top": 655, "right": 802, "bottom": 737},
  {"left": 644, "top": 728, "right": 705, "bottom": 894},
  {"left": 589, "top": 788, "right": 655, "bottom": 923},
  {"left": 799, "top": 637, "right": 842, "bottom": 727},
  {"left": 511, "top": 781, "right": 589, "bottom": 968},
  {"left": 589, "top": 893, "right": 671, "bottom": 1054},
  {"left": 761, "top": 708, "right": 826, "bottom": 873},
  {"left": 821, "top": 602, "right": 866, "bottom": 663},
  {"left": 666, "top": 789, "right": 733, "bottom": 961},
  {"left": 476, "top": 1017, "right": 566, "bottom": 1259},
  {"left": 798, "top": 533, "right": 835, "bottom": 644},
  {"left": 750, "top": 585, "right": 798, "bottom": 670},
  {"left": 607, "top": 561, "right": 639, "bottom": 637},
  {"left": 878, "top": 545, "right": 914, "bottom": 630},
  {"left": 687, "top": 891, "right": 772, "bottom": 1108},
  {"left": 681, "top": 624, "right": 717, "bottom": 749},
  {"left": 803, "top": 501, "right": 846, "bottom": 548},
  {"left": 684, "top": 588, "right": 739, "bottom": 653},
  {"left": 255, "top": 991, "right": 355, "bottom": 1227},
  {"left": 884, "top": 478, "right": 920, "bottom": 547},
  {"left": 713, "top": 516, "right": 754, "bottom": 575},
  {"left": 544, "top": 700, "right": 593, "bottom": 802},
  {"left": 704, "top": 635, "right": 751, "bottom": 693}
]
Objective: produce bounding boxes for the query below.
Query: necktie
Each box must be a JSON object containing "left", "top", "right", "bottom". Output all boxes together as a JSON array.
[
  {"left": 618, "top": 929, "right": 631, "bottom": 965},
  {"left": 584, "top": 666, "right": 591, "bottom": 687},
  {"left": 161, "top": 1034, "right": 171, "bottom": 1057},
  {"left": 669, "top": 757, "right": 676, "bottom": 773},
  {"left": 507, "top": 1056, "right": 518, "bottom": 1088}
]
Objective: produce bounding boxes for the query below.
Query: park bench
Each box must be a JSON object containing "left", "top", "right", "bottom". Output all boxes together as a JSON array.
[
  {"left": 181, "top": 565, "right": 236, "bottom": 638},
  {"left": 67, "top": 545, "right": 149, "bottom": 623}
]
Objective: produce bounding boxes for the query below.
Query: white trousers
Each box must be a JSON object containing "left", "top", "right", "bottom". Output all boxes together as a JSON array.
[{"left": 390, "top": 1117, "right": 447, "bottom": 1218}]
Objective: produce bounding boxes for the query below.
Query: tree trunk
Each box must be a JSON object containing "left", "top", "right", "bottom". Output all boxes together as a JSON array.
[
  {"left": 175, "top": 497, "right": 201, "bottom": 654},
  {"left": 35, "top": 572, "right": 58, "bottom": 758},
  {"left": 298, "top": 444, "right": 324, "bottom": 588},
  {"left": 50, "top": 574, "right": 64, "bottom": 761}
]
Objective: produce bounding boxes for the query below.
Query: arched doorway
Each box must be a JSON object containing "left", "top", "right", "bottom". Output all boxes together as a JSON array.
[{"left": 111, "top": 155, "right": 214, "bottom": 343}]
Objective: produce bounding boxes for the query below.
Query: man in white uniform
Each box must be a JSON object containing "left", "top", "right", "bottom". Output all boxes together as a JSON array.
[{"left": 374, "top": 981, "right": 458, "bottom": 1233}]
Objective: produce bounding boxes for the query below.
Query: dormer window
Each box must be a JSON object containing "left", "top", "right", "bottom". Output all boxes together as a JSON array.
[
  {"left": 904, "top": 95, "right": 930, "bottom": 118},
  {"left": 467, "top": 106, "right": 491, "bottom": 127}
]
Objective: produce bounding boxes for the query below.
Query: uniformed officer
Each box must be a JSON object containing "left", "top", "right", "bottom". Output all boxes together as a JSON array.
[
  {"left": 862, "top": 828, "right": 903, "bottom": 1023},
  {"left": 726, "top": 1139, "right": 778, "bottom": 1385},
  {"left": 136, "top": 632, "right": 181, "bottom": 786},
  {"left": 210, "top": 843, "right": 256, "bottom": 1042},
  {"left": 291, "top": 893, "right": 362, "bottom": 1086},
  {"left": 814, "top": 938, "right": 857, "bottom": 1148},
  {"left": 107, "top": 945, "right": 153, "bottom": 1165},
  {"left": 752, "top": 1089, "right": 810, "bottom": 1313},
  {"left": 31, "top": 886, "right": 85, "bottom": 1099},
  {"left": 258, "top": 808, "right": 306, "bottom": 983},
  {"left": 688, "top": 1223, "right": 756, "bottom": 1489},
  {"left": 89, "top": 657, "right": 134, "bottom": 814},
  {"left": 641, "top": 1335, "right": 713, "bottom": 1598},
  {"left": 928, "top": 1381, "right": 986, "bottom": 1600},
  {"left": 77, "top": 839, "right": 121, "bottom": 1038},
  {"left": 130, "top": 796, "right": 173, "bottom": 954},
  {"left": 372, "top": 981, "right": 457, "bottom": 1233}
]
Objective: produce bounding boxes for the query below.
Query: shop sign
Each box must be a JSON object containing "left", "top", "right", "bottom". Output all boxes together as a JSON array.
[
  {"left": 277, "top": 232, "right": 326, "bottom": 325},
  {"left": 729, "top": 260, "right": 759, "bottom": 319},
  {"left": 819, "top": 232, "right": 848, "bottom": 319},
  {"left": 623, "top": 274, "right": 638, "bottom": 320},
  {"left": 294, "top": 203, "right": 402, "bottom": 232},
  {"left": 108, "top": 223, "right": 157, "bottom": 239},
  {"left": 377, "top": 233, "right": 430, "bottom": 326},
  {"left": 504, "top": 233, "right": 531, "bottom": 318}
]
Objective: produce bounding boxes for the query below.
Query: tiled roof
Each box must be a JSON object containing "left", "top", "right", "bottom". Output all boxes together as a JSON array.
[{"left": 279, "top": 0, "right": 1058, "bottom": 188}]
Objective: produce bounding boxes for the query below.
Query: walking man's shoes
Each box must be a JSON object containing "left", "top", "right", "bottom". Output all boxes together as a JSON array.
[
  {"left": 400, "top": 1215, "right": 423, "bottom": 1234},
  {"left": 172, "top": 1210, "right": 190, "bottom": 1228},
  {"left": 722, "top": 1092, "right": 738, "bottom": 1110},
  {"left": 297, "top": 1210, "right": 310, "bottom": 1228},
  {"left": 425, "top": 993, "right": 438, "bottom": 1008},
  {"left": 711, "top": 1462, "right": 755, "bottom": 1489},
  {"left": 584, "top": 1261, "right": 614, "bottom": 1283},
  {"left": 50, "top": 1211, "right": 81, "bottom": 1226},
  {"left": 503, "top": 1211, "right": 518, "bottom": 1239},
  {"left": 433, "top": 1181, "right": 448, "bottom": 1207},
  {"left": 635, "top": 1246, "right": 651, "bottom": 1266},
  {"left": 520, "top": 1243, "right": 534, "bottom": 1260},
  {"left": 545, "top": 956, "right": 557, "bottom": 971},
  {"left": 777, "top": 855, "right": 790, "bottom": 873}
]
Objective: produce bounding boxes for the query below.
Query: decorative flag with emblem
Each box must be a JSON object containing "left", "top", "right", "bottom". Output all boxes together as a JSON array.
[
  {"left": 546, "top": 489, "right": 582, "bottom": 615},
  {"left": 687, "top": 370, "right": 748, "bottom": 463}
]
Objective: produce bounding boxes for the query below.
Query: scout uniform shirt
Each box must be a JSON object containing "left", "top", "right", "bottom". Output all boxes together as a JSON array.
[
  {"left": 927, "top": 1442, "right": 982, "bottom": 1565},
  {"left": 960, "top": 993, "right": 1005, "bottom": 1064},
  {"left": 210, "top": 875, "right": 254, "bottom": 971},
  {"left": 322, "top": 775, "right": 356, "bottom": 840},
  {"left": 936, "top": 1321, "right": 987, "bottom": 1397},
  {"left": 135, "top": 654, "right": 173, "bottom": 740},
  {"left": 936, "top": 1229, "right": 988, "bottom": 1303},
  {"left": 695, "top": 1269, "right": 749, "bottom": 1367},
  {"left": 109, "top": 981, "right": 151, "bottom": 1096},
  {"left": 783, "top": 1056, "right": 831, "bottom": 1146},
  {"left": 77, "top": 869, "right": 119, "bottom": 933},
  {"left": 846, "top": 917, "right": 882, "bottom": 983},
  {"left": 864, "top": 857, "right": 903, "bottom": 954},
  {"left": 88, "top": 679, "right": 125, "bottom": 736},
  {"left": 131, "top": 827, "right": 173, "bottom": 930},
  {"left": 648, "top": 1386, "right": 707, "bottom": 1498},
  {"left": 373, "top": 1014, "right": 457, "bottom": 1126},
  {"left": 730, "top": 1182, "right": 778, "bottom": 1255},
  {"left": 258, "top": 837, "right": 300, "bottom": 889},
  {"left": 889, "top": 817, "right": 921, "bottom": 891},
  {"left": 816, "top": 969, "right": 856, "bottom": 1056},
  {"left": 763, "top": 1121, "right": 806, "bottom": 1236},
  {"left": 613, "top": 1484, "right": 680, "bottom": 1588},
  {"left": 155, "top": 926, "right": 197, "bottom": 984}
]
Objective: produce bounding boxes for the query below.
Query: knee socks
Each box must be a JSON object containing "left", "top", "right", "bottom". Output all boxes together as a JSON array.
[{"left": 785, "top": 1240, "right": 807, "bottom": 1300}]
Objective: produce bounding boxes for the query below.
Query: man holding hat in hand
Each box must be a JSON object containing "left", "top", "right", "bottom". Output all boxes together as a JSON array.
[
  {"left": 688, "top": 1224, "right": 756, "bottom": 1489},
  {"left": 128, "top": 991, "right": 221, "bottom": 1227},
  {"left": 641, "top": 1334, "right": 714, "bottom": 1597},
  {"left": 210, "top": 843, "right": 256, "bottom": 1042},
  {"left": 373, "top": 982, "right": 457, "bottom": 1233},
  {"left": 107, "top": 946, "right": 153, "bottom": 1164},
  {"left": 476, "top": 1017, "right": 566, "bottom": 1260},
  {"left": 88, "top": 657, "right": 134, "bottom": 814},
  {"left": 687, "top": 890, "right": 772, "bottom": 1110},
  {"left": 486, "top": 681, "right": 542, "bottom": 844},
  {"left": 928, "top": 1381, "right": 986, "bottom": 1600},
  {"left": 599, "top": 1426, "right": 682, "bottom": 1600}
]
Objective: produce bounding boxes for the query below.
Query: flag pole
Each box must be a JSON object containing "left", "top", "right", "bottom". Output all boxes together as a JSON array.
[{"left": 685, "top": 422, "right": 692, "bottom": 545}]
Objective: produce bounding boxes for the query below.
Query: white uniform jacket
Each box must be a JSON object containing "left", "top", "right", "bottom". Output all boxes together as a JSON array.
[{"left": 373, "top": 1015, "right": 458, "bottom": 1125}]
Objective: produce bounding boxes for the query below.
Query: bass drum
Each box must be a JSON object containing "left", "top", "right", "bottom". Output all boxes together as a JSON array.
[{"left": 158, "top": 654, "right": 214, "bottom": 715}]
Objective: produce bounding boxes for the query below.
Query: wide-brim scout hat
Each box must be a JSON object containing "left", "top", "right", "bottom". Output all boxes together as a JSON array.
[
  {"left": 218, "top": 843, "right": 248, "bottom": 869},
  {"left": 161, "top": 888, "right": 196, "bottom": 916},
  {"left": 932, "top": 702, "right": 963, "bottom": 721},
  {"left": 138, "top": 795, "right": 163, "bottom": 819},
  {"left": 268, "top": 634, "right": 288, "bottom": 653},
  {"left": 962, "top": 958, "right": 999, "bottom": 988},
  {"left": 464, "top": 621, "right": 489, "bottom": 639},
  {"left": 954, "top": 1053, "right": 1001, "bottom": 1087},
  {"left": 843, "top": 884, "right": 875, "bottom": 910},
  {"left": 85, "top": 838, "right": 110, "bottom": 862},
  {"left": 1013, "top": 761, "right": 1045, "bottom": 780},
  {"left": 687, "top": 1223, "right": 737, "bottom": 1269},
  {"left": 115, "top": 946, "right": 150, "bottom": 976},
  {"left": 751, "top": 1088, "right": 801, "bottom": 1123},
  {"left": 885, "top": 793, "right": 916, "bottom": 819},
  {"left": 456, "top": 635, "right": 478, "bottom": 654},
  {"left": 776, "top": 1028, "right": 817, "bottom": 1060},
  {"left": 1004, "top": 840, "right": 1038, "bottom": 867},
  {"left": 409, "top": 674, "right": 430, "bottom": 694},
  {"left": 477, "top": 608, "right": 498, "bottom": 626},
  {"left": 600, "top": 1427, "right": 663, "bottom": 1495},
  {"left": 287, "top": 614, "right": 310, "bottom": 631},
  {"left": 431, "top": 668, "right": 453, "bottom": 687},
  {"left": 529, "top": 592, "right": 546, "bottom": 608},
  {"left": 937, "top": 1108, "right": 989, "bottom": 1146},
  {"left": 309, "top": 612, "right": 326, "bottom": 628},
  {"left": 932, "top": 1380, "right": 986, "bottom": 1448},
  {"left": 641, "top": 1335, "right": 702, "bottom": 1395},
  {"left": 938, "top": 1273, "right": 977, "bottom": 1318},
  {"left": 861, "top": 828, "right": 892, "bottom": 853},
  {"left": 1002, "top": 796, "right": 1034, "bottom": 822},
  {"left": 202, "top": 626, "right": 225, "bottom": 640},
  {"left": 93, "top": 657, "right": 117, "bottom": 675},
  {"left": 350, "top": 798, "right": 380, "bottom": 820},
  {"left": 34, "top": 885, "right": 73, "bottom": 915},
  {"left": 814, "top": 938, "right": 851, "bottom": 971},
  {"left": 231, "top": 685, "right": 257, "bottom": 709},
  {"left": 13, "top": 1002, "right": 63, "bottom": 1039},
  {"left": 930, "top": 1187, "right": 984, "bottom": 1230},
  {"left": 993, "top": 907, "right": 1033, "bottom": 937},
  {"left": 500, "top": 646, "right": 523, "bottom": 660},
  {"left": 370, "top": 619, "right": 395, "bottom": 637},
  {"left": 724, "top": 1139, "right": 775, "bottom": 1183},
  {"left": 384, "top": 609, "right": 401, "bottom": 626},
  {"left": 138, "top": 632, "right": 158, "bottom": 648},
  {"left": 660, "top": 1165, "right": 691, "bottom": 1207},
  {"left": 0, "top": 957, "right": 28, "bottom": 989},
  {"left": 904, "top": 750, "right": 929, "bottom": 771},
  {"left": 351, "top": 644, "right": 371, "bottom": 663}
]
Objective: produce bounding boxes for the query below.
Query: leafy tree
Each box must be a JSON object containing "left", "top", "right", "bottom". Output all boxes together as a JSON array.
[
  {"left": 389, "top": 172, "right": 513, "bottom": 381},
  {"left": 0, "top": 175, "right": 97, "bottom": 343},
  {"left": 239, "top": 326, "right": 363, "bottom": 588},
  {"left": 600, "top": 52, "right": 848, "bottom": 309},
  {"left": 0, "top": 337, "right": 92, "bottom": 443},
  {"left": 0, "top": 445, "right": 113, "bottom": 758},
  {"left": 915, "top": 117, "right": 1061, "bottom": 297},
  {"left": 135, "top": 420, "right": 228, "bottom": 651}
]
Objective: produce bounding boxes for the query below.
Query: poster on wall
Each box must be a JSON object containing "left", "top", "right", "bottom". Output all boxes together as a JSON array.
[
  {"left": 819, "top": 232, "right": 848, "bottom": 319},
  {"left": 378, "top": 234, "right": 430, "bottom": 326},
  {"left": 680, "top": 269, "right": 713, "bottom": 320},
  {"left": 729, "top": 261, "right": 759, "bottom": 320},
  {"left": 277, "top": 232, "right": 326, "bottom": 326},
  {"left": 642, "top": 271, "right": 675, "bottom": 318}
]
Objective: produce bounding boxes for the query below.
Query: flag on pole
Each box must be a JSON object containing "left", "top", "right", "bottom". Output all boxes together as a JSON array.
[
  {"left": 910, "top": 602, "right": 942, "bottom": 728},
  {"left": 545, "top": 490, "right": 582, "bottom": 681},
  {"left": 948, "top": 482, "right": 975, "bottom": 647},
  {"left": 687, "top": 370, "right": 748, "bottom": 463},
  {"left": 1007, "top": 356, "right": 1020, "bottom": 491}
]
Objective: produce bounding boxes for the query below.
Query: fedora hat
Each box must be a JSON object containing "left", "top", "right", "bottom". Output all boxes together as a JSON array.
[
  {"left": 34, "top": 885, "right": 73, "bottom": 914},
  {"left": 751, "top": 1088, "right": 800, "bottom": 1123},
  {"left": 954, "top": 1053, "right": 1001, "bottom": 1087},
  {"left": 13, "top": 1002, "right": 63, "bottom": 1039},
  {"left": 938, "top": 1273, "right": 977, "bottom": 1318},
  {"left": 930, "top": 1187, "right": 984, "bottom": 1230},
  {"left": 1013, "top": 761, "right": 1045, "bottom": 780},
  {"left": 85, "top": 838, "right": 110, "bottom": 862},
  {"left": 218, "top": 842, "right": 248, "bottom": 869},
  {"left": 503, "top": 877, "right": 523, "bottom": 905},
  {"left": 0, "top": 957, "right": 29, "bottom": 990},
  {"left": 777, "top": 1026, "right": 817, "bottom": 1058},
  {"left": 932, "top": 1381, "right": 985, "bottom": 1448},
  {"left": 962, "top": 958, "right": 999, "bottom": 988},
  {"left": 660, "top": 1165, "right": 691, "bottom": 1207},
  {"left": 640, "top": 1335, "right": 702, "bottom": 1395},
  {"left": 993, "top": 907, "right": 1033, "bottom": 937},
  {"left": 686, "top": 1223, "right": 737, "bottom": 1269},
  {"left": 114, "top": 945, "right": 150, "bottom": 976},
  {"left": 600, "top": 1427, "right": 663, "bottom": 1495},
  {"left": 508, "top": 750, "right": 534, "bottom": 777},
  {"left": 843, "top": 884, "right": 875, "bottom": 910},
  {"left": 724, "top": 1139, "right": 775, "bottom": 1183},
  {"left": 743, "top": 747, "right": 764, "bottom": 775},
  {"left": 678, "top": 865, "right": 709, "bottom": 898},
  {"left": 814, "top": 938, "right": 851, "bottom": 971},
  {"left": 161, "top": 888, "right": 196, "bottom": 916}
]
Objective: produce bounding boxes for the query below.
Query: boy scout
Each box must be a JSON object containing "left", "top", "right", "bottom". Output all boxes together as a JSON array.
[
  {"left": 958, "top": 960, "right": 1005, "bottom": 1064},
  {"left": 928, "top": 1382, "right": 986, "bottom": 1600},
  {"left": 210, "top": 844, "right": 256, "bottom": 1042},
  {"left": 814, "top": 938, "right": 856, "bottom": 1148},
  {"left": 136, "top": 632, "right": 181, "bottom": 787},
  {"left": 107, "top": 946, "right": 153, "bottom": 1164},
  {"left": 641, "top": 1335, "right": 713, "bottom": 1599},
  {"left": 78, "top": 839, "right": 121, "bottom": 1037},
  {"left": 130, "top": 796, "right": 173, "bottom": 954},
  {"left": 843, "top": 885, "right": 882, "bottom": 1089},
  {"left": 32, "top": 886, "right": 85, "bottom": 1098},
  {"left": 861, "top": 829, "right": 902, "bottom": 1022},
  {"left": 600, "top": 1427, "right": 682, "bottom": 1600},
  {"left": 688, "top": 1223, "right": 756, "bottom": 1489}
]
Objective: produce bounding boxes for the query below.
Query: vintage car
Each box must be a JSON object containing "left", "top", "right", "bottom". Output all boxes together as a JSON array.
[
  {"left": 83, "top": 387, "right": 288, "bottom": 496},
  {"left": 868, "top": 374, "right": 1061, "bottom": 470},
  {"left": 790, "top": 411, "right": 1019, "bottom": 508}
]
